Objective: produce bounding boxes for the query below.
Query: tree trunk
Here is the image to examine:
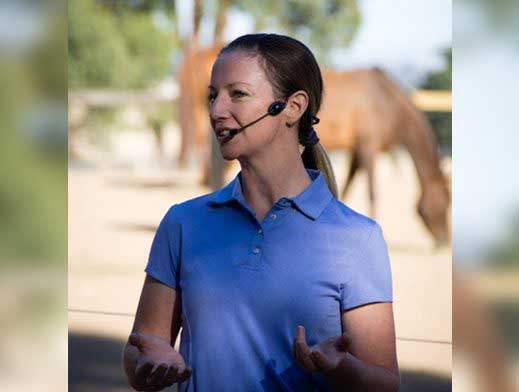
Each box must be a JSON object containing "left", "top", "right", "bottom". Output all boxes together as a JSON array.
[{"left": 214, "top": 0, "right": 229, "bottom": 44}]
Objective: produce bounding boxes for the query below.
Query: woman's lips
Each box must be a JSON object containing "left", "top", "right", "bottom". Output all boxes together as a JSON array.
[
  {"left": 218, "top": 129, "right": 231, "bottom": 137},
  {"left": 216, "top": 129, "right": 235, "bottom": 142}
]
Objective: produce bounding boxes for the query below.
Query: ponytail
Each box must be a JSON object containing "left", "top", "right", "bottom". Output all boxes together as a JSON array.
[{"left": 301, "top": 143, "right": 338, "bottom": 198}]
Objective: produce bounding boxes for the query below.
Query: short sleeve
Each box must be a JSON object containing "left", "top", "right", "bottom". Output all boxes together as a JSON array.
[
  {"left": 340, "top": 222, "right": 393, "bottom": 311},
  {"left": 144, "top": 205, "right": 181, "bottom": 290}
]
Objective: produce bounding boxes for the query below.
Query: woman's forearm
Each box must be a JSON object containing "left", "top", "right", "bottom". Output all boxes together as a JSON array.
[{"left": 322, "top": 352, "right": 400, "bottom": 391}]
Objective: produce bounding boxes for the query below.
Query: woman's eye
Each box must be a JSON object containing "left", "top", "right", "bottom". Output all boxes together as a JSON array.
[
  {"left": 207, "top": 90, "right": 246, "bottom": 104},
  {"left": 231, "top": 90, "right": 247, "bottom": 98}
]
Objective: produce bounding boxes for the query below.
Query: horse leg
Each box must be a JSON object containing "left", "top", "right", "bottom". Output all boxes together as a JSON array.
[
  {"left": 177, "top": 94, "right": 192, "bottom": 168},
  {"left": 201, "top": 131, "right": 226, "bottom": 189},
  {"left": 341, "top": 149, "right": 360, "bottom": 200},
  {"left": 359, "top": 146, "right": 377, "bottom": 218}
]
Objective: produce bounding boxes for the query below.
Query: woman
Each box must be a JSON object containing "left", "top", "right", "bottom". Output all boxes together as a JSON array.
[{"left": 123, "top": 33, "right": 399, "bottom": 391}]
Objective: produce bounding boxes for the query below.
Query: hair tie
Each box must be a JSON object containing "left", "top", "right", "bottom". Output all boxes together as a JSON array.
[
  {"left": 302, "top": 127, "right": 320, "bottom": 147},
  {"left": 300, "top": 115, "right": 320, "bottom": 147}
]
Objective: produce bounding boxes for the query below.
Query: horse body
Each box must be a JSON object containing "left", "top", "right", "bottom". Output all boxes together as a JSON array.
[{"left": 319, "top": 69, "right": 398, "bottom": 151}]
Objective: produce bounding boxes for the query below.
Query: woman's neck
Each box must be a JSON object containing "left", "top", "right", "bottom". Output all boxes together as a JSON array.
[{"left": 238, "top": 153, "right": 312, "bottom": 218}]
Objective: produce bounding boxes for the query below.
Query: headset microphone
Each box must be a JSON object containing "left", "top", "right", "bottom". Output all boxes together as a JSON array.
[{"left": 217, "top": 101, "right": 287, "bottom": 141}]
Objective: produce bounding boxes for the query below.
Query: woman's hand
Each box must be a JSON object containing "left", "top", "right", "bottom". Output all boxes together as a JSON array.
[
  {"left": 292, "top": 325, "right": 351, "bottom": 374},
  {"left": 125, "top": 331, "right": 192, "bottom": 391}
]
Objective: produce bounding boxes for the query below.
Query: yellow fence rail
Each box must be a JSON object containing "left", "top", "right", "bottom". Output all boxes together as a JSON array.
[{"left": 411, "top": 90, "right": 452, "bottom": 112}]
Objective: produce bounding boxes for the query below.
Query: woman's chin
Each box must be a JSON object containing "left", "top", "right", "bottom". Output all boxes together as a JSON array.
[
  {"left": 221, "top": 150, "right": 240, "bottom": 161},
  {"left": 218, "top": 139, "right": 241, "bottom": 159}
]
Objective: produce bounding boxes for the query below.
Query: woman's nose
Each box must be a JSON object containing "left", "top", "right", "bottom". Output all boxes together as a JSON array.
[{"left": 209, "top": 94, "right": 231, "bottom": 121}]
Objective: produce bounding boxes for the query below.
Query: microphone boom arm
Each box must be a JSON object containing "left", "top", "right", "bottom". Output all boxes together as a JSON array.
[{"left": 218, "top": 101, "right": 286, "bottom": 140}]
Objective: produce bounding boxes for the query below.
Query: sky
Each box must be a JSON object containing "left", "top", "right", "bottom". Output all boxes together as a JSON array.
[
  {"left": 330, "top": 0, "right": 452, "bottom": 86},
  {"left": 221, "top": 0, "right": 452, "bottom": 87}
]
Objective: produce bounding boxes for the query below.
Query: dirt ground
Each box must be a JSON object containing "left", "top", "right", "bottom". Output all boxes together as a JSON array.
[{"left": 69, "top": 148, "right": 453, "bottom": 391}]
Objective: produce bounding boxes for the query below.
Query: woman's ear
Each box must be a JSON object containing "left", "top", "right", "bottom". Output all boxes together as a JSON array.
[{"left": 285, "top": 90, "right": 309, "bottom": 126}]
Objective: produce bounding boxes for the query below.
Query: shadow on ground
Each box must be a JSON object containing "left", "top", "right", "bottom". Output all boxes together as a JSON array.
[
  {"left": 107, "top": 178, "right": 182, "bottom": 189},
  {"left": 110, "top": 222, "right": 158, "bottom": 233},
  {"left": 69, "top": 333, "right": 451, "bottom": 392}
]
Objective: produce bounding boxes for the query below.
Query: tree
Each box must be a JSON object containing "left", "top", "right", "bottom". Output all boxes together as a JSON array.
[
  {"left": 68, "top": 0, "right": 174, "bottom": 89},
  {"left": 231, "top": 0, "right": 361, "bottom": 61},
  {"left": 421, "top": 47, "right": 452, "bottom": 156},
  {"left": 68, "top": 0, "right": 129, "bottom": 88},
  {"left": 422, "top": 47, "right": 452, "bottom": 90},
  {"left": 485, "top": 206, "right": 519, "bottom": 268}
]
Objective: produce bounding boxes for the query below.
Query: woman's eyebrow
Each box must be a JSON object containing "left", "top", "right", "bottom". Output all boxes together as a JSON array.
[{"left": 208, "top": 81, "right": 253, "bottom": 89}]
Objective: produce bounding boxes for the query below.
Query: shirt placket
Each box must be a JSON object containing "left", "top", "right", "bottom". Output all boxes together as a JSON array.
[{"left": 237, "top": 198, "right": 293, "bottom": 270}]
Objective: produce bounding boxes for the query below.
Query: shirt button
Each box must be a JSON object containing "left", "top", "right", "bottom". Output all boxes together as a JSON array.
[
  {"left": 270, "top": 213, "right": 277, "bottom": 220},
  {"left": 253, "top": 247, "right": 261, "bottom": 254},
  {"left": 258, "top": 229, "right": 263, "bottom": 234}
]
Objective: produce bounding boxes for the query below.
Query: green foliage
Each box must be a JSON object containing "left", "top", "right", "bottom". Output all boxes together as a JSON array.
[
  {"left": 30, "top": 10, "right": 68, "bottom": 99},
  {"left": 461, "top": 0, "right": 519, "bottom": 39},
  {"left": 421, "top": 48, "right": 452, "bottom": 156},
  {"left": 0, "top": 145, "right": 66, "bottom": 265},
  {"left": 68, "top": 0, "right": 173, "bottom": 89},
  {"left": 147, "top": 102, "right": 175, "bottom": 138},
  {"left": 427, "top": 112, "right": 451, "bottom": 156},
  {"left": 422, "top": 48, "right": 452, "bottom": 90},
  {"left": 84, "top": 106, "right": 119, "bottom": 128},
  {"left": 99, "top": 0, "right": 174, "bottom": 14},
  {"left": 116, "top": 13, "right": 173, "bottom": 88},
  {"left": 492, "top": 302, "right": 519, "bottom": 353},
  {"left": 0, "top": 1, "right": 67, "bottom": 267},
  {"left": 233, "top": 0, "right": 361, "bottom": 61},
  {"left": 68, "top": 0, "right": 128, "bottom": 88},
  {"left": 485, "top": 206, "right": 519, "bottom": 268}
]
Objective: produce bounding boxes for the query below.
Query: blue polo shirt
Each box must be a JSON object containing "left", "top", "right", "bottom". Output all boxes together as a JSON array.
[{"left": 145, "top": 168, "right": 393, "bottom": 391}]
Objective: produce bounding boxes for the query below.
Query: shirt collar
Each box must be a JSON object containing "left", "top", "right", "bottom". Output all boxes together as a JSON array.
[{"left": 208, "top": 168, "right": 333, "bottom": 220}]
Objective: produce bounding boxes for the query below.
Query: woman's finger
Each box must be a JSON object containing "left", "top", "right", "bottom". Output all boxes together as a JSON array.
[
  {"left": 310, "top": 350, "right": 334, "bottom": 372},
  {"left": 295, "top": 326, "right": 311, "bottom": 357},
  {"left": 292, "top": 327, "right": 305, "bottom": 365},
  {"left": 294, "top": 326, "right": 317, "bottom": 372},
  {"left": 161, "top": 365, "right": 179, "bottom": 387},
  {"left": 141, "top": 385, "right": 164, "bottom": 392},
  {"left": 146, "top": 363, "right": 168, "bottom": 385},
  {"left": 292, "top": 333, "right": 303, "bottom": 365},
  {"left": 134, "top": 360, "right": 154, "bottom": 384},
  {"left": 177, "top": 366, "right": 193, "bottom": 383},
  {"left": 297, "top": 345, "right": 317, "bottom": 372},
  {"left": 129, "top": 332, "right": 145, "bottom": 351},
  {"left": 295, "top": 325, "right": 306, "bottom": 344},
  {"left": 337, "top": 332, "right": 352, "bottom": 351}
]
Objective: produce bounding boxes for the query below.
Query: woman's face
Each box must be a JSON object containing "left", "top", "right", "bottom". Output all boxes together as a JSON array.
[{"left": 208, "top": 50, "right": 286, "bottom": 160}]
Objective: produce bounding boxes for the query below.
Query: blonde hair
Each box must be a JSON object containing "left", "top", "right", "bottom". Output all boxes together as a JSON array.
[{"left": 301, "top": 143, "right": 338, "bottom": 198}]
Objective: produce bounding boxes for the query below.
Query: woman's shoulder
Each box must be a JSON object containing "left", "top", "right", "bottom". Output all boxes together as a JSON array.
[
  {"left": 327, "top": 200, "right": 389, "bottom": 266},
  {"left": 326, "top": 197, "right": 379, "bottom": 233},
  {"left": 162, "top": 190, "right": 224, "bottom": 222}
]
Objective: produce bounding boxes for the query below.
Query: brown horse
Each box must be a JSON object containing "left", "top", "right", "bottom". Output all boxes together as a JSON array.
[
  {"left": 177, "top": 44, "right": 222, "bottom": 168},
  {"left": 177, "top": 45, "right": 450, "bottom": 246}
]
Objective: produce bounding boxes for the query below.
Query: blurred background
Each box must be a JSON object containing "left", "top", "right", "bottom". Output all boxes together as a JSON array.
[
  {"left": 2, "top": 0, "right": 515, "bottom": 391},
  {"left": 0, "top": 1, "right": 67, "bottom": 391},
  {"left": 452, "top": 1, "right": 519, "bottom": 391}
]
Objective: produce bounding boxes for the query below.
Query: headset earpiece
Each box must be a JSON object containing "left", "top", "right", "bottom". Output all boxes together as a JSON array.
[{"left": 267, "top": 101, "right": 287, "bottom": 116}]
